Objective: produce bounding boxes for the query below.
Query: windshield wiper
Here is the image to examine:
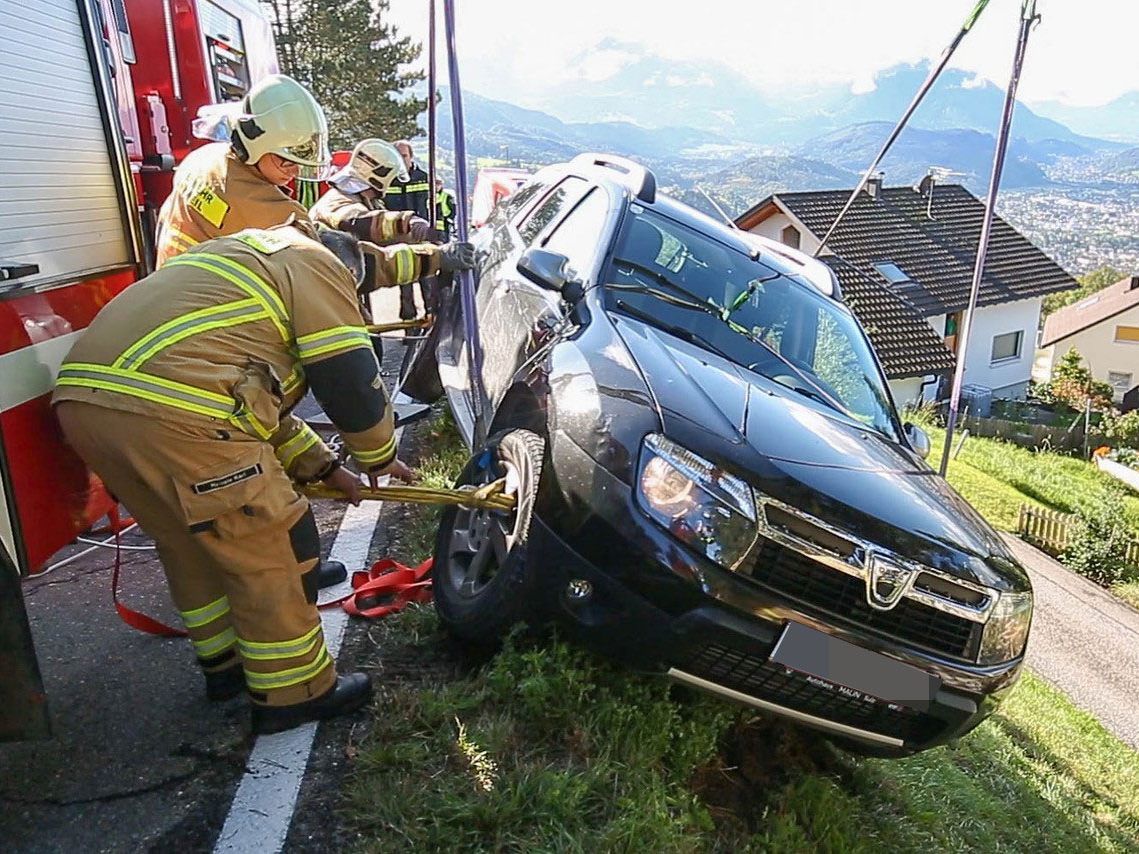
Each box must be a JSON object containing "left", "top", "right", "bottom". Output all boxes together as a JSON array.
[
  {"left": 612, "top": 259, "right": 713, "bottom": 308},
  {"left": 613, "top": 299, "right": 739, "bottom": 364},
  {"left": 609, "top": 272, "right": 852, "bottom": 418}
]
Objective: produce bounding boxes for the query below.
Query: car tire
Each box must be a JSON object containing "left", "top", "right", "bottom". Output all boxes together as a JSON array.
[{"left": 432, "top": 429, "right": 545, "bottom": 644}]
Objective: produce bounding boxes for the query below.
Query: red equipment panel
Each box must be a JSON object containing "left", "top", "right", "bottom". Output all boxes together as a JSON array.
[{"left": 0, "top": 269, "right": 136, "bottom": 572}]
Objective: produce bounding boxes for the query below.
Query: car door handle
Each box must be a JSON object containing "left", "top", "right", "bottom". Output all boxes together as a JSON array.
[{"left": 0, "top": 263, "right": 39, "bottom": 282}]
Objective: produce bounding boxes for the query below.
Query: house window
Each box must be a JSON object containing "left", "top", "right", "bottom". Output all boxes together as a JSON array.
[
  {"left": 780, "top": 225, "right": 800, "bottom": 250},
  {"left": 873, "top": 261, "right": 910, "bottom": 284},
  {"left": 990, "top": 331, "right": 1023, "bottom": 363},
  {"left": 1115, "top": 325, "right": 1139, "bottom": 343},
  {"left": 1108, "top": 372, "right": 1134, "bottom": 397}
]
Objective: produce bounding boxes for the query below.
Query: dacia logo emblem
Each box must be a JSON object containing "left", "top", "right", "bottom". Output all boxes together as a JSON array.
[{"left": 866, "top": 554, "right": 915, "bottom": 611}]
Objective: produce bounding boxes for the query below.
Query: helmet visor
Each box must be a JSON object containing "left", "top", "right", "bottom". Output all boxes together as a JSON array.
[{"left": 279, "top": 131, "right": 332, "bottom": 178}]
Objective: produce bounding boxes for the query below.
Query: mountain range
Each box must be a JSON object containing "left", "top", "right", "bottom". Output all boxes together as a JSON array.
[{"left": 421, "top": 40, "right": 1139, "bottom": 272}]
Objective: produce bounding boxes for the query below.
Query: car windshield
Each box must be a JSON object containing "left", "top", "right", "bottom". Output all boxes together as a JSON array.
[{"left": 603, "top": 210, "right": 900, "bottom": 440}]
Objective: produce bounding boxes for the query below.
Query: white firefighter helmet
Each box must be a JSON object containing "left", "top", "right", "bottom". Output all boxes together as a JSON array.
[
  {"left": 231, "top": 75, "right": 331, "bottom": 179},
  {"left": 329, "top": 138, "right": 409, "bottom": 195}
]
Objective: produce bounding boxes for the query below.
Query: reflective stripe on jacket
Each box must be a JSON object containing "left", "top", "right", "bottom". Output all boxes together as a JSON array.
[{"left": 54, "top": 226, "right": 396, "bottom": 478}]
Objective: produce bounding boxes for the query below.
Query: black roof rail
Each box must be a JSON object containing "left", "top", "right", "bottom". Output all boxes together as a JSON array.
[{"left": 571, "top": 152, "right": 656, "bottom": 204}]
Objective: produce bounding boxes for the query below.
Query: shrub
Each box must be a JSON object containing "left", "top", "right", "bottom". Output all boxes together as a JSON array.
[
  {"left": 1102, "top": 410, "right": 1139, "bottom": 450},
  {"left": 1062, "top": 487, "right": 1139, "bottom": 586}
]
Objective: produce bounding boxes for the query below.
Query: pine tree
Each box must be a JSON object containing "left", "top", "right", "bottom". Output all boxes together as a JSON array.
[{"left": 260, "top": 0, "right": 425, "bottom": 149}]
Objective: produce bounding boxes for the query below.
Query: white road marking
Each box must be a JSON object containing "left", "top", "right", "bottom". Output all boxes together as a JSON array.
[{"left": 213, "top": 394, "right": 411, "bottom": 854}]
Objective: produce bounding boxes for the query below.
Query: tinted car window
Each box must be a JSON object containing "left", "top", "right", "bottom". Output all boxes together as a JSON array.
[
  {"left": 517, "top": 177, "right": 589, "bottom": 246},
  {"left": 540, "top": 189, "right": 609, "bottom": 280},
  {"left": 503, "top": 180, "right": 549, "bottom": 224},
  {"left": 604, "top": 211, "right": 899, "bottom": 439}
]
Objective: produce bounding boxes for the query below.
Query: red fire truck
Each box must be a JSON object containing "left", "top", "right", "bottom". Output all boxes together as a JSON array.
[{"left": 0, "top": 0, "right": 279, "bottom": 740}]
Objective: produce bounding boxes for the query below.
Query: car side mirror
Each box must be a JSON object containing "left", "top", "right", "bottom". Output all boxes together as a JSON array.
[
  {"left": 518, "top": 248, "right": 575, "bottom": 296},
  {"left": 904, "top": 422, "right": 931, "bottom": 459}
]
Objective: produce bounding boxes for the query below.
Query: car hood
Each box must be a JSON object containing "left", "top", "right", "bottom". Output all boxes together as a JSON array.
[{"left": 613, "top": 316, "right": 1026, "bottom": 590}]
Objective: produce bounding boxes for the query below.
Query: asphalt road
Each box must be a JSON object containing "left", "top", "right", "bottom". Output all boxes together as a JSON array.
[
  {"left": 0, "top": 295, "right": 411, "bottom": 853},
  {"left": 1007, "top": 534, "right": 1139, "bottom": 750}
]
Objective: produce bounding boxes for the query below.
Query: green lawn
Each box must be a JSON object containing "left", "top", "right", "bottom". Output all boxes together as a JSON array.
[
  {"left": 347, "top": 609, "right": 1139, "bottom": 852},
  {"left": 922, "top": 422, "right": 1139, "bottom": 530},
  {"left": 342, "top": 414, "right": 1139, "bottom": 851}
]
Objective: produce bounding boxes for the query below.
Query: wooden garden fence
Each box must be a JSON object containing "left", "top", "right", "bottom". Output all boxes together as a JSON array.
[{"left": 1018, "top": 504, "right": 1139, "bottom": 567}]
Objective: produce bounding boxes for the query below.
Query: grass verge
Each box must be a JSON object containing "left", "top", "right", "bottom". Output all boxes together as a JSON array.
[
  {"left": 344, "top": 412, "right": 1139, "bottom": 851},
  {"left": 347, "top": 609, "right": 1139, "bottom": 852}
]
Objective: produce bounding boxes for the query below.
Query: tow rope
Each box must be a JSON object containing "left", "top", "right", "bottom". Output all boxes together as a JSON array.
[
  {"left": 366, "top": 317, "right": 433, "bottom": 334},
  {"left": 111, "top": 478, "right": 513, "bottom": 636}
]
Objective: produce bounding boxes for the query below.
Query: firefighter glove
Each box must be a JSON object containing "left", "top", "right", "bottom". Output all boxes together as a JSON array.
[
  {"left": 407, "top": 216, "right": 437, "bottom": 243},
  {"left": 439, "top": 241, "right": 476, "bottom": 273}
]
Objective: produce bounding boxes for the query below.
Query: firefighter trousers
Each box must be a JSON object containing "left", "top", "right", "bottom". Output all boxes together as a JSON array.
[{"left": 56, "top": 401, "right": 337, "bottom": 707}]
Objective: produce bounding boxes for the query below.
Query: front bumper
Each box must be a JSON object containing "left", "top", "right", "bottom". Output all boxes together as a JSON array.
[{"left": 527, "top": 432, "right": 1024, "bottom": 756}]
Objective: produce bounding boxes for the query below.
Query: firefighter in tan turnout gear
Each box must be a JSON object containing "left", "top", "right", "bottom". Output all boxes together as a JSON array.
[
  {"left": 154, "top": 74, "right": 329, "bottom": 268},
  {"left": 53, "top": 222, "right": 412, "bottom": 734},
  {"left": 310, "top": 138, "right": 468, "bottom": 307}
]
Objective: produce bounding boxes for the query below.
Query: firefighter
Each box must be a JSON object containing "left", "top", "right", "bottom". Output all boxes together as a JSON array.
[
  {"left": 385, "top": 140, "right": 434, "bottom": 320},
  {"left": 310, "top": 138, "right": 439, "bottom": 248},
  {"left": 154, "top": 74, "right": 329, "bottom": 268},
  {"left": 310, "top": 139, "right": 472, "bottom": 338},
  {"left": 435, "top": 178, "right": 457, "bottom": 240},
  {"left": 53, "top": 222, "right": 413, "bottom": 734}
]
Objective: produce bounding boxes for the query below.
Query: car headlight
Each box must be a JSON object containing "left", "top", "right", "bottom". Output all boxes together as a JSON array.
[
  {"left": 636, "top": 434, "right": 758, "bottom": 570},
  {"left": 978, "top": 591, "right": 1033, "bottom": 665}
]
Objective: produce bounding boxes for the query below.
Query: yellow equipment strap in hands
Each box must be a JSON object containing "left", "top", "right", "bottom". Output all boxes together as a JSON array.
[
  {"left": 302, "top": 477, "right": 515, "bottom": 511},
  {"left": 365, "top": 317, "right": 434, "bottom": 334}
]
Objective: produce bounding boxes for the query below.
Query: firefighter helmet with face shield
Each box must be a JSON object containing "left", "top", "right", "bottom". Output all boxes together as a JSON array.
[
  {"left": 329, "top": 139, "right": 409, "bottom": 195},
  {"left": 230, "top": 75, "right": 331, "bottom": 180}
]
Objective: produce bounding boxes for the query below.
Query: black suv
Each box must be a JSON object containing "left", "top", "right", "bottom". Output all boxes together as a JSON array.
[{"left": 400, "top": 153, "right": 1033, "bottom": 756}]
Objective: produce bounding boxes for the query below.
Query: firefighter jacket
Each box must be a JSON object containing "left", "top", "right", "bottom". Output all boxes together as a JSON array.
[
  {"left": 156, "top": 142, "right": 309, "bottom": 268},
  {"left": 54, "top": 225, "right": 396, "bottom": 482},
  {"left": 384, "top": 163, "right": 431, "bottom": 220},
  {"left": 435, "top": 189, "right": 456, "bottom": 238},
  {"left": 309, "top": 186, "right": 442, "bottom": 292},
  {"left": 310, "top": 185, "right": 418, "bottom": 245}
]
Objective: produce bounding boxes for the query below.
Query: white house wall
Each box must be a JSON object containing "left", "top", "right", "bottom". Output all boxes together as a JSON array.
[
  {"left": 962, "top": 297, "right": 1042, "bottom": 397},
  {"left": 1047, "top": 303, "right": 1139, "bottom": 398},
  {"left": 748, "top": 212, "right": 822, "bottom": 256}
]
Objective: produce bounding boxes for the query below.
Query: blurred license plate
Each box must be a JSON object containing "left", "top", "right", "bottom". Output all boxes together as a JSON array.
[{"left": 770, "top": 622, "right": 938, "bottom": 711}]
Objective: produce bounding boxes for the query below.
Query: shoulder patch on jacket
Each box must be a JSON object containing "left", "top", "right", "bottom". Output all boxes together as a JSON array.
[
  {"left": 236, "top": 230, "right": 290, "bottom": 254},
  {"left": 189, "top": 187, "right": 230, "bottom": 227}
]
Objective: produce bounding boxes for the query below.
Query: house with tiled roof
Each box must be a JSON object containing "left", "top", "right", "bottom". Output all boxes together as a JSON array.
[
  {"left": 737, "top": 176, "right": 1078, "bottom": 405},
  {"left": 1041, "top": 275, "right": 1139, "bottom": 403}
]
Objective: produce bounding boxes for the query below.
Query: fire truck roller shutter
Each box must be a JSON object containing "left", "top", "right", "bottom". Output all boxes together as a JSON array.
[{"left": 0, "top": 0, "right": 134, "bottom": 289}]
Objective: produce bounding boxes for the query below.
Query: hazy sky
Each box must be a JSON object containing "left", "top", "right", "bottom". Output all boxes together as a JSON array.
[{"left": 385, "top": 0, "right": 1137, "bottom": 109}]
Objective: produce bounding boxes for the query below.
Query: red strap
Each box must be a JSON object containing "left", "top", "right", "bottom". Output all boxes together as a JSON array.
[
  {"left": 341, "top": 557, "right": 433, "bottom": 619},
  {"left": 111, "top": 516, "right": 187, "bottom": 638}
]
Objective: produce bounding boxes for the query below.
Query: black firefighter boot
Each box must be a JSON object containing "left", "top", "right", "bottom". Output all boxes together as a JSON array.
[
  {"left": 316, "top": 558, "right": 347, "bottom": 589},
  {"left": 203, "top": 652, "right": 245, "bottom": 702},
  {"left": 251, "top": 673, "right": 373, "bottom": 735}
]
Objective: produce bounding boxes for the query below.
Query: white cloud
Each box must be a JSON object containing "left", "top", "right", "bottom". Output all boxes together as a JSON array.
[{"left": 383, "top": 0, "right": 1139, "bottom": 108}]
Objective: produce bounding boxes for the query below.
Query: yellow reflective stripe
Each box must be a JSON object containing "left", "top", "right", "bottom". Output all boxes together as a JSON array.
[
  {"left": 283, "top": 365, "right": 305, "bottom": 395},
  {"left": 192, "top": 627, "right": 237, "bottom": 658},
  {"left": 404, "top": 182, "right": 430, "bottom": 193},
  {"left": 295, "top": 325, "right": 372, "bottom": 361},
  {"left": 179, "top": 595, "right": 231, "bottom": 629},
  {"left": 230, "top": 407, "right": 273, "bottom": 441},
  {"left": 351, "top": 435, "right": 396, "bottom": 466},
  {"left": 114, "top": 298, "right": 266, "bottom": 369},
  {"left": 244, "top": 647, "right": 333, "bottom": 691},
  {"left": 237, "top": 624, "right": 323, "bottom": 661},
  {"left": 380, "top": 216, "right": 394, "bottom": 241},
  {"left": 57, "top": 363, "right": 236, "bottom": 420},
  {"left": 392, "top": 246, "right": 414, "bottom": 284},
  {"left": 164, "top": 253, "right": 289, "bottom": 341},
  {"left": 276, "top": 423, "right": 322, "bottom": 469},
  {"left": 164, "top": 227, "right": 199, "bottom": 251}
]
